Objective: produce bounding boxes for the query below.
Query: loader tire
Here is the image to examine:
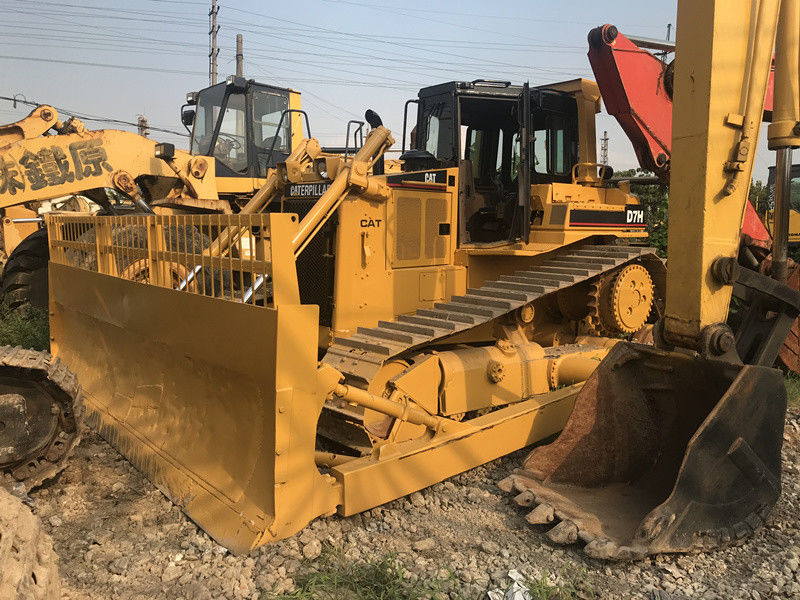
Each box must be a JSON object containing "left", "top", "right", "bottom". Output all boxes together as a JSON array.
[
  {"left": 0, "top": 487, "right": 60, "bottom": 600},
  {"left": 0, "top": 229, "right": 49, "bottom": 313}
]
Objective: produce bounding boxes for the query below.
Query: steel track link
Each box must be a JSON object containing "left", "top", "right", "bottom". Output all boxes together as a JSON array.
[
  {"left": 323, "top": 244, "right": 662, "bottom": 383},
  {"left": 0, "top": 346, "right": 83, "bottom": 492}
]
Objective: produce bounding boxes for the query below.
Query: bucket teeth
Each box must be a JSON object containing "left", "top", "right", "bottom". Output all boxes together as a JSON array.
[
  {"left": 547, "top": 519, "right": 578, "bottom": 544},
  {"left": 513, "top": 490, "right": 535, "bottom": 507},
  {"left": 497, "top": 476, "right": 515, "bottom": 493},
  {"left": 525, "top": 503, "right": 554, "bottom": 525},
  {"left": 584, "top": 537, "right": 619, "bottom": 559}
]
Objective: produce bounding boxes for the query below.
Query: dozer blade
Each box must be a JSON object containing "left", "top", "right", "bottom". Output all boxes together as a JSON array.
[{"left": 504, "top": 341, "right": 785, "bottom": 560}]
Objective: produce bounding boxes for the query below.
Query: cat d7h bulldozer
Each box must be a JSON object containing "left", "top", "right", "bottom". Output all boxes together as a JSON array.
[{"left": 43, "top": 76, "right": 664, "bottom": 553}]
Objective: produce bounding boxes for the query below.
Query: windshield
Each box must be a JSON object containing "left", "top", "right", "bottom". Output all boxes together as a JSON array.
[
  {"left": 190, "top": 84, "right": 226, "bottom": 156},
  {"left": 419, "top": 97, "right": 455, "bottom": 163},
  {"left": 252, "top": 90, "right": 290, "bottom": 176}
]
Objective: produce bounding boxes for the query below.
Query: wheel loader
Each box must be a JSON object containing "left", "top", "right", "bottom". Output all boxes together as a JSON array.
[
  {"left": 0, "top": 76, "right": 306, "bottom": 313},
  {"left": 0, "top": 76, "right": 310, "bottom": 500}
]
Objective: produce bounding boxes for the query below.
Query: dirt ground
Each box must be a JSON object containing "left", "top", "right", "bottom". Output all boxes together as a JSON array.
[{"left": 25, "top": 408, "right": 800, "bottom": 600}]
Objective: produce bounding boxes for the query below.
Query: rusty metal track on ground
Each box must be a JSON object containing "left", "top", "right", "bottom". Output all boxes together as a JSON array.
[{"left": 0, "top": 347, "right": 83, "bottom": 492}]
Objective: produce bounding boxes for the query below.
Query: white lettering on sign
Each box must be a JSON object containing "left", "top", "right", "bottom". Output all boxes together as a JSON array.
[
  {"left": 289, "top": 183, "right": 331, "bottom": 197},
  {"left": 424, "top": 172, "right": 436, "bottom": 183},
  {"left": 626, "top": 207, "right": 645, "bottom": 224}
]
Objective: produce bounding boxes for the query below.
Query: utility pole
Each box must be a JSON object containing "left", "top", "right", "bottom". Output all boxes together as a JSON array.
[
  {"left": 236, "top": 34, "right": 243, "bottom": 77},
  {"left": 666, "top": 23, "right": 673, "bottom": 41},
  {"left": 209, "top": 0, "right": 219, "bottom": 85},
  {"left": 600, "top": 130, "right": 609, "bottom": 165},
  {"left": 137, "top": 115, "right": 149, "bottom": 137}
]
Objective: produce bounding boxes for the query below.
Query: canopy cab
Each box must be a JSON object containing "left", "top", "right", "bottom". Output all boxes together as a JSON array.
[
  {"left": 402, "top": 79, "right": 604, "bottom": 245},
  {"left": 183, "top": 77, "right": 303, "bottom": 179}
]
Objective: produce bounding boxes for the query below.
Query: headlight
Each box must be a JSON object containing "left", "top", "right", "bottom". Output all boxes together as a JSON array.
[{"left": 315, "top": 159, "right": 328, "bottom": 179}]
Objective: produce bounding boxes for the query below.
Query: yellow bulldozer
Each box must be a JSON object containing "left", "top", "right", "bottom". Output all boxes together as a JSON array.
[
  {"left": 35, "top": 76, "right": 660, "bottom": 556},
  {"left": 0, "top": 69, "right": 661, "bottom": 511}
]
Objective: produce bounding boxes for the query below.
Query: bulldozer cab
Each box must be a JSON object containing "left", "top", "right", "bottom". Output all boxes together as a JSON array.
[
  {"left": 404, "top": 80, "right": 580, "bottom": 244},
  {"left": 182, "top": 77, "right": 304, "bottom": 179}
]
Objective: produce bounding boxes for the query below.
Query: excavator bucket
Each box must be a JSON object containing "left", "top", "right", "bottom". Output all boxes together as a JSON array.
[{"left": 505, "top": 341, "right": 785, "bottom": 560}]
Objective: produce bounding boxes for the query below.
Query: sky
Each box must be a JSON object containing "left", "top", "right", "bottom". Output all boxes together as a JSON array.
[{"left": 0, "top": 0, "right": 780, "bottom": 182}]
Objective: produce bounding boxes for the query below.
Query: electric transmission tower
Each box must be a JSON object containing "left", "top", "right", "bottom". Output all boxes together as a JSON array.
[
  {"left": 137, "top": 115, "right": 149, "bottom": 137},
  {"left": 600, "top": 130, "right": 609, "bottom": 165},
  {"left": 209, "top": 0, "right": 220, "bottom": 84}
]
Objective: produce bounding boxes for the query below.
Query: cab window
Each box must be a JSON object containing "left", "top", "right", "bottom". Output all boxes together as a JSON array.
[
  {"left": 190, "top": 84, "right": 226, "bottom": 156},
  {"left": 252, "top": 90, "right": 290, "bottom": 176},
  {"left": 214, "top": 93, "right": 248, "bottom": 173},
  {"left": 421, "top": 100, "right": 455, "bottom": 163},
  {"left": 532, "top": 112, "right": 574, "bottom": 177}
]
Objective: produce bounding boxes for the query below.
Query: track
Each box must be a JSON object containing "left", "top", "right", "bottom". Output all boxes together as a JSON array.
[
  {"left": 323, "top": 243, "right": 662, "bottom": 383},
  {"left": 0, "top": 347, "right": 83, "bottom": 491}
]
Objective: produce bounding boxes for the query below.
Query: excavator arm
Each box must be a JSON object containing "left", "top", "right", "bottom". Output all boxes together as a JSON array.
[{"left": 506, "top": 0, "right": 800, "bottom": 560}]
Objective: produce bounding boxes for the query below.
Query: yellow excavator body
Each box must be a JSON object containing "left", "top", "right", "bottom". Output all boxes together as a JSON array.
[{"left": 504, "top": 0, "right": 800, "bottom": 560}]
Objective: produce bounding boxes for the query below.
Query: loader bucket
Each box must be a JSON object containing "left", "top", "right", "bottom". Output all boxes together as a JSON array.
[{"left": 507, "top": 341, "right": 785, "bottom": 560}]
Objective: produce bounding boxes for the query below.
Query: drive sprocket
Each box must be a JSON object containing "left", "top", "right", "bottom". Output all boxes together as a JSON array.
[
  {"left": 0, "top": 347, "right": 83, "bottom": 492},
  {"left": 588, "top": 263, "right": 654, "bottom": 336}
]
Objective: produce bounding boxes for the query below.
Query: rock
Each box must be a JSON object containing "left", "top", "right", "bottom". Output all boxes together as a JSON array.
[
  {"left": 412, "top": 538, "right": 436, "bottom": 552},
  {"left": 302, "top": 539, "right": 322, "bottom": 560},
  {"left": 480, "top": 540, "right": 500, "bottom": 554},
  {"left": 298, "top": 528, "right": 316, "bottom": 545},
  {"left": 787, "top": 556, "right": 799, "bottom": 573},
  {"left": 161, "top": 564, "right": 182, "bottom": 583},
  {"left": 108, "top": 557, "right": 130, "bottom": 575},
  {"left": 48, "top": 515, "right": 63, "bottom": 527},
  {"left": 410, "top": 491, "right": 426, "bottom": 507}
]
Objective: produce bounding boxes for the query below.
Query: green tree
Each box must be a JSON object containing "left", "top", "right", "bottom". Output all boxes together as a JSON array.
[
  {"left": 749, "top": 179, "right": 769, "bottom": 217},
  {"left": 614, "top": 168, "right": 669, "bottom": 257}
]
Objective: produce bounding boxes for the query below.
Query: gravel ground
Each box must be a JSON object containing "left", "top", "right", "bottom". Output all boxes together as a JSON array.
[{"left": 25, "top": 408, "right": 800, "bottom": 600}]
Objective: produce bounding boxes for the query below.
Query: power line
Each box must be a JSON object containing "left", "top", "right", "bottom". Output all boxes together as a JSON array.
[{"left": 0, "top": 95, "right": 188, "bottom": 137}]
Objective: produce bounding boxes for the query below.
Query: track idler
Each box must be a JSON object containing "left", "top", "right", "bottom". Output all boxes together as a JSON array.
[
  {"left": 502, "top": 341, "right": 785, "bottom": 560},
  {"left": 0, "top": 347, "right": 83, "bottom": 491}
]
